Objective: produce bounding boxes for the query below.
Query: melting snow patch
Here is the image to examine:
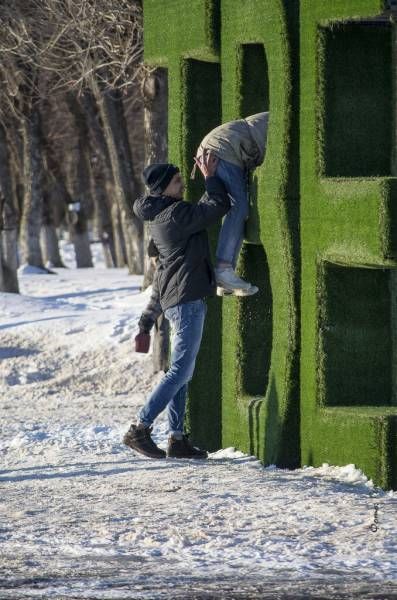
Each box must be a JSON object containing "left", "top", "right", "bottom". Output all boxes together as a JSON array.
[
  {"left": 302, "top": 462, "right": 374, "bottom": 489},
  {"left": 18, "top": 264, "right": 54, "bottom": 275}
]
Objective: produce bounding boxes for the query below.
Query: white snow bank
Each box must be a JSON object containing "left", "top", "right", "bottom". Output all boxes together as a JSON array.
[
  {"left": 302, "top": 462, "right": 374, "bottom": 488},
  {"left": 1, "top": 260, "right": 396, "bottom": 598},
  {"left": 17, "top": 264, "right": 53, "bottom": 275}
]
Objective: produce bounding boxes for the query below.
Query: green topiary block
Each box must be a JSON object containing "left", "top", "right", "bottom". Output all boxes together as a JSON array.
[
  {"left": 144, "top": 0, "right": 397, "bottom": 489},
  {"left": 219, "top": 0, "right": 300, "bottom": 467},
  {"left": 300, "top": 0, "right": 397, "bottom": 489},
  {"left": 143, "top": 0, "right": 223, "bottom": 450}
]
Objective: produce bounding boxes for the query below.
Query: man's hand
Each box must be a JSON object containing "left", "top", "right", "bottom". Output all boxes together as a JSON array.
[
  {"left": 194, "top": 150, "right": 219, "bottom": 179},
  {"left": 135, "top": 331, "right": 150, "bottom": 353}
]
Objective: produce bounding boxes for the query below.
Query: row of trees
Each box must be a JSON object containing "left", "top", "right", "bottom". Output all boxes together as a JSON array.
[{"left": 0, "top": 0, "right": 167, "bottom": 298}]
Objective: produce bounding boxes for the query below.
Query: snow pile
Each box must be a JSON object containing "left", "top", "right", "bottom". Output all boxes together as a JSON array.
[
  {"left": 302, "top": 462, "right": 374, "bottom": 489},
  {"left": 1, "top": 250, "right": 396, "bottom": 598},
  {"left": 17, "top": 264, "right": 54, "bottom": 276}
]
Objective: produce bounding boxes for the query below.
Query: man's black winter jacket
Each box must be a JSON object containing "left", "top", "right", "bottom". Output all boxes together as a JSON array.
[{"left": 133, "top": 176, "right": 230, "bottom": 311}]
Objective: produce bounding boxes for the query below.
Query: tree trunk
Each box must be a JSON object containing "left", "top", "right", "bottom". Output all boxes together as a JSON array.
[
  {"left": 142, "top": 68, "right": 169, "bottom": 372},
  {"left": 0, "top": 232, "right": 4, "bottom": 291},
  {"left": 40, "top": 100, "right": 69, "bottom": 268},
  {"left": 142, "top": 68, "right": 168, "bottom": 289},
  {"left": 0, "top": 122, "right": 19, "bottom": 292},
  {"left": 111, "top": 201, "right": 128, "bottom": 267},
  {"left": 80, "top": 90, "right": 113, "bottom": 179},
  {"left": 90, "top": 161, "right": 116, "bottom": 268},
  {"left": 73, "top": 90, "right": 126, "bottom": 269},
  {"left": 1, "top": 228, "right": 19, "bottom": 293},
  {"left": 40, "top": 223, "right": 64, "bottom": 268},
  {"left": 19, "top": 105, "right": 45, "bottom": 268},
  {"left": 81, "top": 90, "right": 118, "bottom": 268},
  {"left": 143, "top": 69, "right": 168, "bottom": 163},
  {"left": 40, "top": 169, "right": 66, "bottom": 267},
  {"left": 5, "top": 112, "right": 24, "bottom": 221},
  {"left": 65, "top": 93, "right": 93, "bottom": 268},
  {"left": 92, "top": 82, "right": 143, "bottom": 274}
]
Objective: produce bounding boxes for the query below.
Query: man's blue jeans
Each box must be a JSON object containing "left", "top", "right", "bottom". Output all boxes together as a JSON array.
[
  {"left": 215, "top": 158, "right": 249, "bottom": 269},
  {"left": 138, "top": 299, "right": 207, "bottom": 434}
]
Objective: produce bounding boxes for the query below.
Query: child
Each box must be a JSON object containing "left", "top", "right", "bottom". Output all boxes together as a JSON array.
[{"left": 193, "top": 112, "right": 269, "bottom": 296}]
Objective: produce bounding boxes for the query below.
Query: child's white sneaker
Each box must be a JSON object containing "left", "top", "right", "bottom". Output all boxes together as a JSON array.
[{"left": 215, "top": 267, "right": 258, "bottom": 296}]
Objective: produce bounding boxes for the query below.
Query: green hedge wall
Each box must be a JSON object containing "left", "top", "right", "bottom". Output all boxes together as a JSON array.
[
  {"left": 144, "top": 0, "right": 397, "bottom": 489},
  {"left": 300, "top": 0, "right": 397, "bottom": 490},
  {"left": 219, "top": 0, "right": 300, "bottom": 467},
  {"left": 144, "top": 0, "right": 223, "bottom": 450}
]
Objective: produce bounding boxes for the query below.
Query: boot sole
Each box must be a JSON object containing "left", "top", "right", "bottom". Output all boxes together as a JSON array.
[
  {"left": 216, "top": 285, "right": 259, "bottom": 297},
  {"left": 123, "top": 435, "right": 166, "bottom": 459}
]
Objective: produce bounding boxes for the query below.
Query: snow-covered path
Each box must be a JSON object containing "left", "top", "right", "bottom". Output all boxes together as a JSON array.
[{"left": 1, "top": 249, "right": 397, "bottom": 599}]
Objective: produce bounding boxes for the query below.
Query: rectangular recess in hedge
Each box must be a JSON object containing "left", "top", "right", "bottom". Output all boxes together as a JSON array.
[
  {"left": 236, "top": 244, "right": 272, "bottom": 397},
  {"left": 320, "top": 22, "right": 392, "bottom": 178},
  {"left": 237, "top": 43, "right": 269, "bottom": 118},
  {"left": 181, "top": 58, "right": 221, "bottom": 198},
  {"left": 318, "top": 261, "right": 397, "bottom": 407},
  {"left": 237, "top": 43, "right": 269, "bottom": 245}
]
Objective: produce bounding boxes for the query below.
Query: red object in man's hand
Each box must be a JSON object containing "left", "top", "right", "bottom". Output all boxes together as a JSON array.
[{"left": 135, "top": 332, "right": 150, "bottom": 353}]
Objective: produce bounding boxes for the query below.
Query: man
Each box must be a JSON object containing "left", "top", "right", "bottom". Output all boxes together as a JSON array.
[
  {"left": 123, "top": 152, "right": 230, "bottom": 460},
  {"left": 193, "top": 111, "right": 269, "bottom": 296}
]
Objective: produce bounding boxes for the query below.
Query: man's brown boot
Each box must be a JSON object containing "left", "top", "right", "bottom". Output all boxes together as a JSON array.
[
  {"left": 167, "top": 434, "right": 208, "bottom": 459},
  {"left": 123, "top": 424, "right": 166, "bottom": 459}
]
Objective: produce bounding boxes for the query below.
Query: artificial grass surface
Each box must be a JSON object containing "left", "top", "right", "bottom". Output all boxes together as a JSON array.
[
  {"left": 321, "top": 22, "right": 392, "bottom": 178},
  {"left": 219, "top": 0, "right": 300, "bottom": 468},
  {"left": 144, "top": 0, "right": 222, "bottom": 450},
  {"left": 301, "top": 0, "right": 397, "bottom": 489},
  {"left": 144, "top": 0, "right": 397, "bottom": 488}
]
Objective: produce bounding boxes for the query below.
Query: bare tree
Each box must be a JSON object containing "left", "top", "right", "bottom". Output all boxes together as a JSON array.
[
  {"left": 142, "top": 68, "right": 167, "bottom": 288},
  {"left": 0, "top": 120, "right": 20, "bottom": 292},
  {"left": 89, "top": 155, "right": 116, "bottom": 268},
  {"left": 142, "top": 67, "right": 169, "bottom": 373},
  {"left": 0, "top": 5, "right": 48, "bottom": 270},
  {"left": 19, "top": 70, "right": 47, "bottom": 269},
  {"left": 34, "top": 0, "right": 145, "bottom": 272},
  {"left": 40, "top": 96, "right": 69, "bottom": 268},
  {"left": 0, "top": 0, "right": 145, "bottom": 275},
  {"left": 92, "top": 82, "right": 143, "bottom": 273},
  {"left": 41, "top": 186, "right": 65, "bottom": 268},
  {"left": 33, "top": 0, "right": 143, "bottom": 96},
  {"left": 65, "top": 93, "right": 94, "bottom": 267},
  {"left": 80, "top": 90, "right": 120, "bottom": 267}
]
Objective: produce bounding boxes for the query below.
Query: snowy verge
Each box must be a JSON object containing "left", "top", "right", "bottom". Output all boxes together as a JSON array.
[{"left": 1, "top": 264, "right": 396, "bottom": 598}]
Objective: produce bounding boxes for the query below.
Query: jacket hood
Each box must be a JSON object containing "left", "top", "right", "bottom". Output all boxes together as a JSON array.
[
  {"left": 133, "top": 194, "right": 179, "bottom": 221},
  {"left": 244, "top": 112, "right": 269, "bottom": 159}
]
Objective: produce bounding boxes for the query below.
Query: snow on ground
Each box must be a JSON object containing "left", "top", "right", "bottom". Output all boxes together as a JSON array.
[{"left": 1, "top": 243, "right": 397, "bottom": 599}]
